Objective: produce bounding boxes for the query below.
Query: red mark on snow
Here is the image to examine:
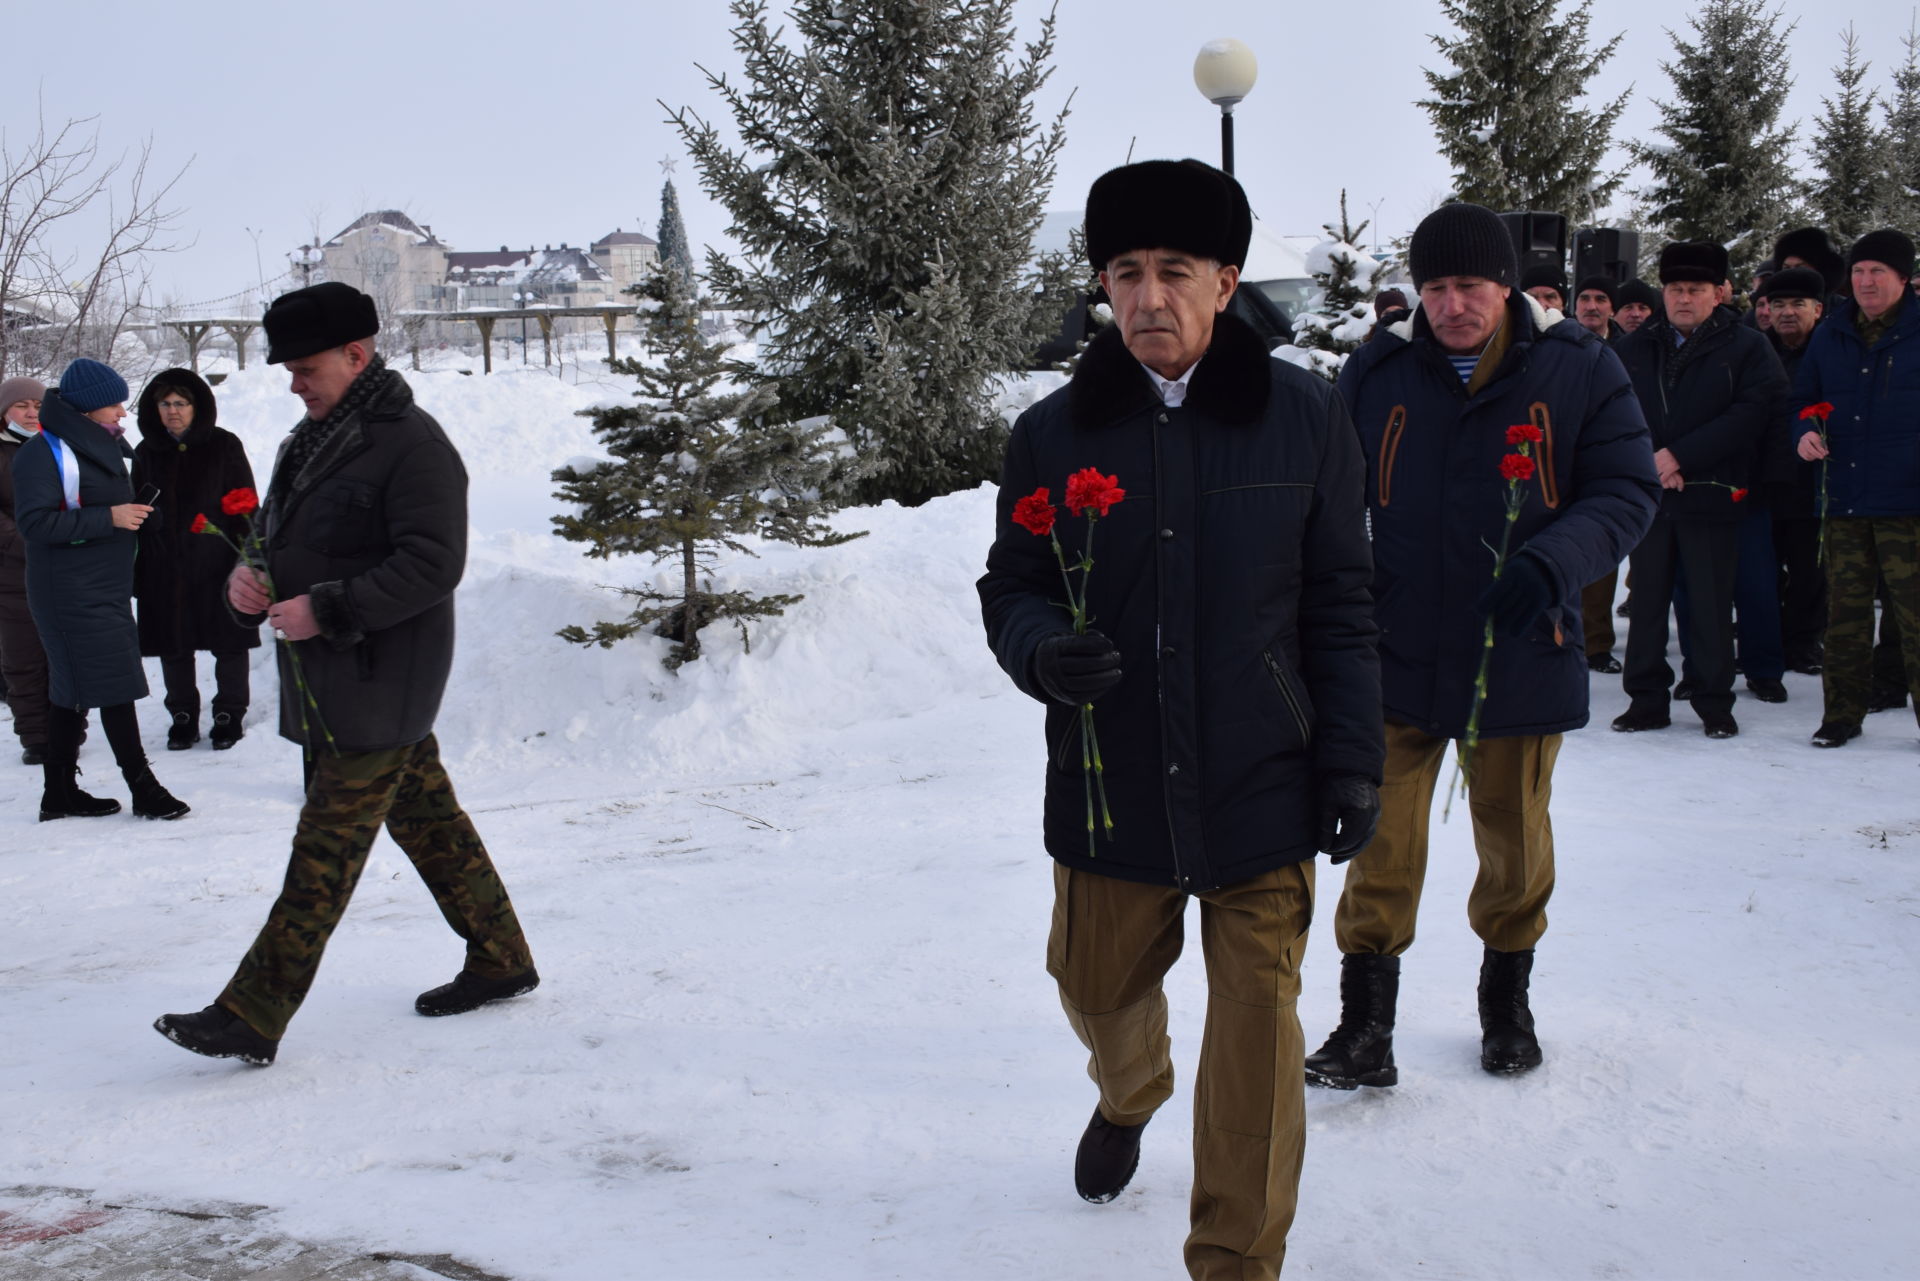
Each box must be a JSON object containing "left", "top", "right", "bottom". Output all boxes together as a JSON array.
[{"left": 0, "top": 1208, "right": 114, "bottom": 1247}]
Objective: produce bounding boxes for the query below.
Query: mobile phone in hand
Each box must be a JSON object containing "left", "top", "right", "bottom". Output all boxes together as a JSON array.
[{"left": 136, "top": 484, "right": 161, "bottom": 506}]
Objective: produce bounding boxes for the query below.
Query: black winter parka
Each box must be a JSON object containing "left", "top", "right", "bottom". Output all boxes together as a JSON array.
[
  {"left": 1613, "top": 307, "right": 1789, "bottom": 522},
  {"left": 1338, "top": 293, "right": 1658, "bottom": 740},
  {"left": 131, "top": 369, "right": 262, "bottom": 657},
  {"left": 979, "top": 314, "right": 1383, "bottom": 894},
  {"left": 259, "top": 367, "right": 466, "bottom": 752}
]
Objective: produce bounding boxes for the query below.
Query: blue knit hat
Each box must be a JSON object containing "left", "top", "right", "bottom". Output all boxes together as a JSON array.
[{"left": 58, "top": 358, "right": 130, "bottom": 413}]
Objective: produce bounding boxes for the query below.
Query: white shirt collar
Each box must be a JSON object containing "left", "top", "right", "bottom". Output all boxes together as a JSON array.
[{"left": 1138, "top": 357, "right": 1201, "bottom": 408}]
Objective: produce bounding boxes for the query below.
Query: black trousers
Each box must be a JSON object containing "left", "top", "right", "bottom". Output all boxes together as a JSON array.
[
  {"left": 1774, "top": 516, "right": 1826, "bottom": 662},
  {"left": 159, "top": 650, "right": 250, "bottom": 721},
  {"left": 1625, "top": 516, "right": 1741, "bottom": 717}
]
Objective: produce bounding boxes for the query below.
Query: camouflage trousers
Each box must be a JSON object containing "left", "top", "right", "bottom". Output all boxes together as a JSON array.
[
  {"left": 218, "top": 734, "right": 533, "bottom": 1040},
  {"left": 1822, "top": 517, "right": 1920, "bottom": 729}
]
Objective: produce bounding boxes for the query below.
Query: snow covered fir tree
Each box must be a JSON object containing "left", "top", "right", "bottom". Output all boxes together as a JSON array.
[
  {"left": 657, "top": 176, "right": 696, "bottom": 294},
  {"left": 1884, "top": 21, "right": 1920, "bottom": 230},
  {"left": 550, "top": 265, "right": 856, "bottom": 670},
  {"left": 1419, "top": 0, "right": 1627, "bottom": 221},
  {"left": 1629, "top": 0, "right": 1801, "bottom": 283},
  {"left": 670, "top": 0, "right": 1083, "bottom": 508},
  {"left": 1277, "top": 192, "right": 1381, "bottom": 384},
  {"left": 1807, "top": 26, "right": 1886, "bottom": 245}
]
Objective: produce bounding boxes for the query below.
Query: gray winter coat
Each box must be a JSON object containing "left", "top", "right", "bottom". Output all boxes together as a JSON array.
[
  {"left": 260, "top": 367, "right": 466, "bottom": 752},
  {"left": 11, "top": 391, "right": 150, "bottom": 709}
]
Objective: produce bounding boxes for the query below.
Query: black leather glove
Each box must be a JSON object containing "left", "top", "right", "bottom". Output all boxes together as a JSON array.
[
  {"left": 1317, "top": 774, "right": 1380, "bottom": 863},
  {"left": 1033, "top": 630, "right": 1123, "bottom": 705},
  {"left": 1475, "top": 554, "right": 1555, "bottom": 639}
]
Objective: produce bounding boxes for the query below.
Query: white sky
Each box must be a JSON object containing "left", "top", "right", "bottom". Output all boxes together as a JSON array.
[{"left": 4, "top": 0, "right": 1910, "bottom": 305}]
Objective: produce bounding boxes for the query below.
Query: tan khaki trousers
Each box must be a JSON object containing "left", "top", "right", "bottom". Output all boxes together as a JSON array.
[
  {"left": 1332, "top": 722, "right": 1559, "bottom": 956},
  {"left": 1048, "top": 860, "right": 1315, "bottom": 1281},
  {"left": 1582, "top": 568, "right": 1619, "bottom": 657}
]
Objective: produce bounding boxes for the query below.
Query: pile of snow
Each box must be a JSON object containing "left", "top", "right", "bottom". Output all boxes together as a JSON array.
[{"left": 3, "top": 360, "right": 1916, "bottom": 1279}]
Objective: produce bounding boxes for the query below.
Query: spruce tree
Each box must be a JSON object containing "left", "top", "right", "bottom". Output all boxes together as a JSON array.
[
  {"left": 1630, "top": 0, "right": 1802, "bottom": 284},
  {"left": 657, "top": 178, "right": 696, "bottom": 294},
  {"left": 1280, "top": 192, "right": 1381, "bottom": 384},
  {"left": 1881, "top": 20, "right": 1920, "bottom": 231},
  {"left": 551, "top": 265, "right": 857, "bottom": 670},
  {"left": 1807, "top": 27, "right": 1886, "bottom": 244},
  {"left": 1419, "top": 0, "right": 1628, "bottom": 220},
  {"left": 669, "top": 0, "right": 1082, "bottom": 508}
]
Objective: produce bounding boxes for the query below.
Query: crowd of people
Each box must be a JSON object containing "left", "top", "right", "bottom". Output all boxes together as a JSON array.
[{"left": 981, "top": 158, "right": 1917, "bottom": 1280}]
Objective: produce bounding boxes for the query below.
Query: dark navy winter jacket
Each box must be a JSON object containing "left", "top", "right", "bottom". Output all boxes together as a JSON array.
[
  {"left": 1338, "top": 293, "right": 1658, "bottom": 740},
  {"left": 979, "top": 314, "right": 1383, "bottom": 893},
  {"left": 1614, "top": 306, "right": 1789, "bottom": 522},
  {"left": 1789, "top": 297, "right": 1920, "bottom": 518}
]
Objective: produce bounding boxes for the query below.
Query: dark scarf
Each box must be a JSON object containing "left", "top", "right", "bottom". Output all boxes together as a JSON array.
[{"left": 266, "top": 355, "right": 399, "bottom": 516}]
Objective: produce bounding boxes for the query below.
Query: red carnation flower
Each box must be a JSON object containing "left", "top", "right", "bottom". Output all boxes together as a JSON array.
[
  {"left": 1505, "top": 423, "right": 1544, "bottom": 445},
  {"left": 1011, "top": 487, "right": 1057, "bottom": 537},
  {"left": 1065, "top": 467, "right": 1126, "bottom": 518},
  {"left": 1798, "top": 402, "right": 1834, "bottom": 421},
  {"left": 190, "top": 514, "right": 209, "bottom": 534},
  {"left": 221, "top": 487, "right": 260, "bottom": 517},
  {"left": 1499, "top": 454, "right": 1536, "bottom": 482},
  {"left": 1731, "top": 488, "right": 1749, "bottom": 502}
]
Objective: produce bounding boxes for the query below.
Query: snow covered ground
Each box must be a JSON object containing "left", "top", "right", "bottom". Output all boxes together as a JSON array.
[{"left": 4, "top": 362, "right": 1918, "bottom": 1280}]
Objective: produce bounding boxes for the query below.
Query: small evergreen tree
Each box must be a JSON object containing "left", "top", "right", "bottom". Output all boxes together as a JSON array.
[
  {"left": 657, "top": 177, "right": 696, "bottom": 294},
  {"left": 669, "top": 0, "right": 1082, "bottom": 508},
  {"left": 1279, "top": 192, "right": 1381, "bottom": 384},
  {"left": 551, "top": 265, "right": 858, "bottom": 670},
  {"left": 1808, "top": 26, "right": 1886, "bottom": 244},
  {"left": 1880, "top": 19, "right": 1920, "bottom": 230},
  {"left": 1419, "top": 0, "right": 1629, "bottom": 220},
  {"left": 1630, "top": 0, "right": 1802, "bottom": 284}
]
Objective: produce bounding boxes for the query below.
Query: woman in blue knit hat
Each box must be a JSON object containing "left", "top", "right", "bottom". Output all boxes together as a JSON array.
[{"left": 11, "top": 356, "right": 189, "bottom": 820}]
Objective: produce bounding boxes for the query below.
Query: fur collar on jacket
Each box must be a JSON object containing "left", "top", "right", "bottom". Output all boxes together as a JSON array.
[{"left": 1069, "top": 311, "right": 1273, "bottom": 431}]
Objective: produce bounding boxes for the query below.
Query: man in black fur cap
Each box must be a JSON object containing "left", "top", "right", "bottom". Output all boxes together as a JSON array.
[{"left": 979, "top": 159, "right": 1384, "bottom": 1280}]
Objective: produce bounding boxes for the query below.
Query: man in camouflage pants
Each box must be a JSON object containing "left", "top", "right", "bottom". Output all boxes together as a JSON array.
[
  {"left": 1793, "top": 230, "right": 1920, "bottom": 747},
  {"left": 155, "top": 284, "right": 535, "bottom": 1065}
]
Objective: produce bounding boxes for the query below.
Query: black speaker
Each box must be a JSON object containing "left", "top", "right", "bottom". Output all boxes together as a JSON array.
[
  {"left": 1573, "top": 228, "right": 1641, "bottom": 285},
  {"left": 1499, "top": 211, "right": 1568, "bottom": 278}
]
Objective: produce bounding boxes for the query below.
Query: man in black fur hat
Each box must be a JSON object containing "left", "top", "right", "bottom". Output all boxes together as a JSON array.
[
  {"left": 979, "top": 159, "right": 1384, "bottom": 1280},
  {"left": 1613, "top": 242, "right": 1789, "bottom": 738}
]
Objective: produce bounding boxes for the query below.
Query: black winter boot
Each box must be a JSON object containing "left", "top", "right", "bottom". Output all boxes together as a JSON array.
[
  {"left": 166, "top": 712, "right": 199, "bottom": 750},
  {"left": 208, "top": 711, "right": 244, "bottom": 750},
  {"left": 126, "top": 767, "right": 190, "bottom": 820},
  {"left": 1305, "top": 953, "right": 1400, "bottom": 1089},
  {"left": 1073, "top": 1107, "right": 1148, "bottom": 1203},
  {"left": 40, "top": 764, "right": 121, "bottom": 821},
  {"left": 153, "top": 1004, "right": 277, "bottom": 1066},
  {"left": 415, "top": 967, "right": 540, "bottom": 1016},
  {"left": 1478, "top": 947, "right": 1543, "bottom": 1075}
]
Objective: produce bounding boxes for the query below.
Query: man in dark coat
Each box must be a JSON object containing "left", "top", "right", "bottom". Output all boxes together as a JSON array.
[
  {"left": 1755, "top": 268, "right": 1828, "bottom": 674},
  {"left": 1790, "top": 230, "right": 1920, "bottom": 747},
  {"left": 1572, "top": 276, "right": 1628, "bottom": 672},
  {"left": 1310, "top": 202, "right": 1657, "bottom": 1089},
  {"left": 155, "top": 282, "right": 536, "bottom": 1068},
  {"left": 978, "top": 160, "right": 1383, "bottom": 1281},
  {"left": 1613, "top": 241, "right": 1789, "bottom": 737},
  {"left": 1, "top": 375, "right": 55, "bottom": 764},
  {"left": 131, "top": 369, "right": 261, "bottom": 750},
  {"left": 1614, "top": 278, "right": 1660, "bottom": 336}
]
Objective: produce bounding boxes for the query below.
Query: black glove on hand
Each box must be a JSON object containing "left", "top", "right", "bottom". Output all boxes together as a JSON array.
[
  {"left": 1475, "top": 554, "right": 1555, "bottom": 639},
  {"left": 1033, "top": 630, "right": 1123, "bottom": 705},
  {"left": 1317, "top": 774, "right": 1381, "bottom": 863}
]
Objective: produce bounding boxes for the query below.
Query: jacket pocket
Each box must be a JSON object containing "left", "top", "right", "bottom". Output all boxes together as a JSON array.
[
  {"left": 1049, "top": 707, "right": 1083, "bottom": 775},
  {"left": 304, "top": 479, "right": 381, "bottom": 558},
  {"left": 1262, "top": 648, "right": 1314, "bottom": 748}
]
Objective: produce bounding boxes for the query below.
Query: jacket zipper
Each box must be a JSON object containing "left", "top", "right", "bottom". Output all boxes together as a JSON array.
[
  {"left": 1151, "top": 411, "right": 1188, "bottom": 890},
  {"left": 1262, "top": 649, "right": 1312, "bottom": 746}
]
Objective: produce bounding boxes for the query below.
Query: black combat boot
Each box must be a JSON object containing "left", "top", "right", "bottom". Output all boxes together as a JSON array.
[
  {"left": 153, "top": 1004, "right": 277, "bottom": 1066},
  {"left": 1073, "top": 1107, "right": 1148, "bottom": 1203},
  {"left": 1478, "top": 947, "right": 1543, "bottom": 1075},
  {"left": 1305, "top": 953, "right": 1400, "bottom": 1089},
  {"left": 126, "top": 767, "right": 190, "bottom": 820},
  {"left": 415, "top": 967, "right": 540, "bottom": 1016},
  {"left": 166, "top": 712, "right": 199, "bottom": 750},
  {"left": 40, "top": 751, "right": 121, "bottom": 822}
]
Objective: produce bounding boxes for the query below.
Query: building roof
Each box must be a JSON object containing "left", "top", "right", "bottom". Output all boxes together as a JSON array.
[
  {"left": 444, "top": 246, "right": 612, "bottom": 289},
  {"left": 593, "top": 228, "right": 658, "bottom": 248},
  {"left": 326, "top": 210, "right": 442, "bottom": 247}
]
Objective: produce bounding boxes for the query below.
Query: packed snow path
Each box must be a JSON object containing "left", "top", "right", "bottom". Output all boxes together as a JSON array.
[{"left": 4, "top": 365, "right": 1915, "bottom": 1279}]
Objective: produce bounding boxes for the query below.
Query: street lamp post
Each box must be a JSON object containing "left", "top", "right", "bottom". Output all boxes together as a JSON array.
[{"left": 1193, "top": 38, "right": 1258, "bottom": 176}]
